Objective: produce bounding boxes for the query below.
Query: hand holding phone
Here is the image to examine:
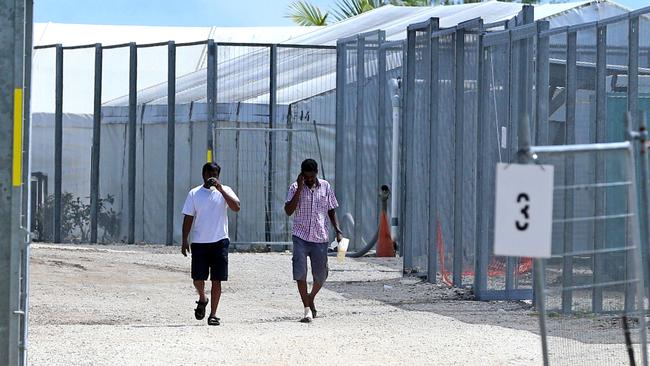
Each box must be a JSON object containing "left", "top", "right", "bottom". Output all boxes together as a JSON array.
[{"left": 297, "top": 173, "right": 305, "bottom": 188}]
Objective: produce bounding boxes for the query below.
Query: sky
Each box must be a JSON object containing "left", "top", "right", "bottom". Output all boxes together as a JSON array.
[{"left": 34, "top": 0, "right": 648, "bottom": 27}]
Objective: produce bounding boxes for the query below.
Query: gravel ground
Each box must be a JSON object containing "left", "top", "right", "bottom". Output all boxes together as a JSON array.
[{"left": 27, "top": 243, "right": 642, "bottom": 365}]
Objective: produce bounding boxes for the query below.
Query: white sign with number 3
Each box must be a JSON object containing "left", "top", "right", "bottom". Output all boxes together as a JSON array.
[{"left": 494, "top": 163, "right": 554, "bottom": 258}]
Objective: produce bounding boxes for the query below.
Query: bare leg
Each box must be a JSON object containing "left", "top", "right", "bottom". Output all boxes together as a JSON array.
[
  {"left": 210, "top": 281, "right": 221, "bottom": 317},
  {"left": 297, "top": 280, "right": 311, "bottom": 308},
  {"left": 193, "top": 280, "right": 207, "bottom": 302},
  {"left": 309, "top": 281, "right": 323, "bottom": 316}
]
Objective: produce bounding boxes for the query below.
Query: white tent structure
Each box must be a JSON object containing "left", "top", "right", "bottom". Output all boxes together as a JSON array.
[{"left": 30, "top": 1, "right": 644, "bottom": 244}]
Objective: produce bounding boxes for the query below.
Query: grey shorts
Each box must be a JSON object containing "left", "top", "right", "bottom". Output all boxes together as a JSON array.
[{"left": 292, "top": 235, "right": 329, "bottom": 284}]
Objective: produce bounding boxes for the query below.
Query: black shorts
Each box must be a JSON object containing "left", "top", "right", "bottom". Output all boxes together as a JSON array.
[{"left": 191, "top": 239, "right": 229, "bottom": 281}]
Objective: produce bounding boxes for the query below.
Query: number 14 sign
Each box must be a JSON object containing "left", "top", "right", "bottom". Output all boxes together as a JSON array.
[{"left": 494, "top": 163, "right": 554, "bottom": 259}]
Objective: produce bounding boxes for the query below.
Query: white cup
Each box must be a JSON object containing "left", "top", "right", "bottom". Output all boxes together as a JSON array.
[{"left": 335, "top": 237, "right": 349, "bottom": 263}]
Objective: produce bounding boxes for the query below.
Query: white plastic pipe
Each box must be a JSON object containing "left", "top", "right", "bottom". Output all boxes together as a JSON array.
[{"left": 389, "top": 78, "right": 400, "bottom": 240}]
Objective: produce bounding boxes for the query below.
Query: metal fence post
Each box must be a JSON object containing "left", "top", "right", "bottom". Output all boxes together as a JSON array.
[
  {"left": 378, "top": 43, "right": 387, "bottom": 194},
  {"left": 628, "top": 16, "right": 639, "bottom": 129},
  {"left": 428, "top": 19, "right": 440, "bottom": 284},
  {"left": 207, "top": 40, "right": 216, "bottom": 163},
  {"left": 1, "top": 0, "right": 27, "bottom": 363},
  {"left": 475, "top": 32, "right": 488, "bottom": 296},
  {"left": 267, "top": 44, "right": 277, "bottom": 243},
  {"left": 335, "top": 41, "right": 346, "bottom": 208},
  {"left": 622, "top": 134, "right": 649, "bottom": 364},
  {"left": 637, "top": 112, "right": 650, "bottom": 295},
  {"left": 90, "top": 44, "right": 102, "bottom": 244},
  {"left": 166, "top": 41, "right": 176, "bottom": 245},
  {"left": 127, "top": 43, "right": 137, "bottom": 244},
  {"left": 398, "top": 39, "right": 409, "bottom": 258},
  {"left": 535, "top": 21, "right": 549, "bottom": 146},
  {"left": 518, "top": 115, "right": 550, "bottom": 366},
  {"left": 562, "top": 31, "right": 577, "bottom": 314},
  {"left": 453, "top": 27, "right": 465, "bottom": 287},
  {"left": 54, "top": 44, "right": 63, "bottom": 243},
  {"left": 403, "top": 29, "right": 416, "bottom": 271},
  {"left": 593, "top": 24, "right": 607, "bottom": 313},
  {"left": 20, "top": 2, "right": 33, "bottom": 363},
  {"left": 354, "top": 35, "right": 365, "bottom": 249}
]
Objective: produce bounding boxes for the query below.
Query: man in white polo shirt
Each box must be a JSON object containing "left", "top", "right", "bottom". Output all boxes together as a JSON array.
[{"left": 181, "top": 162, "right": 240, "bottom": 326}]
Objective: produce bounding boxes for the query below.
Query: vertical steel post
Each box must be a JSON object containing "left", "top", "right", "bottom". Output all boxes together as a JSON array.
[
  {"left": 166, "top": 41, "right": 176, "bottom": 245},
  {"left": 592, "top": 25, "right": 607, "bottom": 313},
  {"left": 475, "top": 34, "right": 488, "bottom": 297},
  {"left": 637, "top": 112, "right": 650, "bottom": 299},
  {"left": 378, "top": 44, "right": 387, "bottom": 199},
  {"left": 1, "top": 0, "right": 27, "bottom": 363},
  {"left": 266, "top": 44, "right": 277, "bottom": 243},
  {"left": 391, "top": 37, "right": 410, "bottom": 258},
  {"left": 535, "top": 21, "right": 550, "bottom": 146},
  {"left": 19, "top": 2, "right": 33, "bottom": 362},
  {"left": 428, "top": 20, "right": 440, "bottom": 284},
  {"left": 334, "top": 41, "right": 346, "bottom": 212},
  {"left": 453, "top": 27, "right": 465, "bottom": 287},
  {"left": 90, "top": 44, "right": 102, "bottom": 244},
  {"left": 403, "top": 30, "right": 416, "bottom": 270},
  {"left": 21, "top": 0, "right": 32, "bottom": 231},
  {"left": 207, "top": 40, "right": 216, "bottom": 163},
  {"left": 519, "top": 114, "right": 550, "bottom": 366},
  {"left": 628, "top": 16, "right": 639, "bottom": 130},
  {"left": 562, "top": 31, "right": 577, "bottom": 314},
  {"left": 127, "top": 43, "right": 137, "bottom": 244},
  {"left": 624, "top": 142, "right": 649, "bottom": 366},
  {"left": 54, "top": 44, "right": 63, "bottom": 243},
  {"left": 505, "top": 29, "right": 516, "bottom": 293},
  {"left": 354, "top": 35, "right": 365, "bottom": 250},
  {"left": 533, "top": 21, "right": 550, "bottom": 307}
]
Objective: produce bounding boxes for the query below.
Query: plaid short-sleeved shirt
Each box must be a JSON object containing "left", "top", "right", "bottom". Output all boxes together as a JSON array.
[{"left": 285, "top": 179, "right": 339, "bottom": 243}]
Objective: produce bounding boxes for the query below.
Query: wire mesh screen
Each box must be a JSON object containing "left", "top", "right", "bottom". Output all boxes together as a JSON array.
[
  {"left": 136, "top": 45, "right": 169, "bottom": 244},
  {"left": 359, "top": 34, "right": 382, "bottom": 250},
  {"left": 30, "top": 40, "right": 337, "bottom": 245},
  {"left": 433, "top": 32, "right": 457, "bottom": 284},
  {"left": 60, "top": 48, "right": 95, "bottom": 243},
  {"left": 548, "top": 33, "right": 568, "bottom": 147},
  {"left": 99, "top": 46, "right": 130, "bottom": 243},
  {"left": 215, "top": 128, "right": 325, "bottom": 246},
  {"left": 335, "top": 31, "right": 384, "bottom": 250},
  {"left": 478, "top": 40, "right": 511, "bottom": 294},
  {"left": 335, "top": 38, "right": 358, "bottom": 247},
  {"left": 459, "top": 30, "right": 480, "bottom": 285},
  {"left": 172, "top": 43, "right": 210, "bottom": 245},
  {"left": 402, "top": 27, "right": 431, "bottom": 275},
  {"left": 31, "top": 47, "right": 56, "bottom": 241},
  {"left": 534, "top": 146, "right": 648, "bottom": 366},
  {"left": 273, "top": 45, "right": 337, "bottom": 244},
  {"left": 378, "top": 42, "right": 403, "bottom": 192}
]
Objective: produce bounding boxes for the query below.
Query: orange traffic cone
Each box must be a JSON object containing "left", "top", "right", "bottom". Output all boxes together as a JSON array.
[{"left": 376, "top": 210, "right": 395, "bottom": 257}]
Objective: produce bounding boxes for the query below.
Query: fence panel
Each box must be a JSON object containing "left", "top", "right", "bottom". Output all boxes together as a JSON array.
[{"left": 531, "top": 143, "right": 648, "bottom": 365}]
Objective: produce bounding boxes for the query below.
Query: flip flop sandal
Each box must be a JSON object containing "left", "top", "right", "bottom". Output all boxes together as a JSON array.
[
  {"left": 207, "top": 316, "right": 220, "bottom": 326},
  {"left": 194, "top": 299, "right": 209, "bottom": 320}
]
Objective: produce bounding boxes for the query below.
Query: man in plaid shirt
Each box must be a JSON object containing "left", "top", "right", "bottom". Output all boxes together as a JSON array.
[{"left": 285, "top": 158, "right": 343, "bottom": 323}]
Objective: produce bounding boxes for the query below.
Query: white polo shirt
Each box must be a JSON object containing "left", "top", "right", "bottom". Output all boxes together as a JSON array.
[{"left": 182, "top": 185, "right": 239, "bottom": 243}]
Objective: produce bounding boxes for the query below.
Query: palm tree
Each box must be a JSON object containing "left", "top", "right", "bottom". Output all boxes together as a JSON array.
[
  {"left": 286, "top": 2, "right": 328, "bottom": 26},
  {"left": 286, "top": 0, "right": 432, "bottom": 26}
]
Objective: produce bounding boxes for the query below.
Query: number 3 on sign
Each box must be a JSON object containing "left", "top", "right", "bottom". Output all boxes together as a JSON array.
[
  {"left": 494, "top": 163, "right": 554, "bottom": 259},
  {"left": 516, "top": 193, "right": 529, "bottom": 231}
]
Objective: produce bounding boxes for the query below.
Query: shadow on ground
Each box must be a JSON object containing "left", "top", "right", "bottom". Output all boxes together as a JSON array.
[{"left": 327, "top": 257, "right": 638, "bottom": 346}]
